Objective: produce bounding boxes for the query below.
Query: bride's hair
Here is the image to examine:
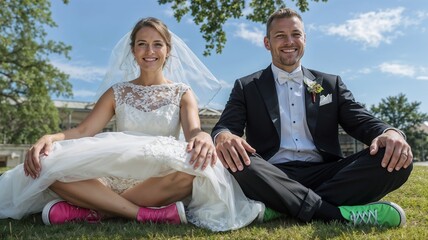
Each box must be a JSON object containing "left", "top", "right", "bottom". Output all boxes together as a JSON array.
[{"left": 97, "top": 17, "right": 222, "bottom": 107}]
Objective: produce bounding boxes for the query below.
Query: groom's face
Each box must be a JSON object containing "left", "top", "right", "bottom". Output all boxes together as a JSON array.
[{"left": 264, "top": 16, "right": 306, "bottom": 73}]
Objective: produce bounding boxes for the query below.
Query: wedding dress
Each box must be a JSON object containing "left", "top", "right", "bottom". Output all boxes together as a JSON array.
[{"left": 0, "top": 82, "right": 262, "bottom": 231}]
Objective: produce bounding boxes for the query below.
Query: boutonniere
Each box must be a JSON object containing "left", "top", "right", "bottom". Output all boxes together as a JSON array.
[{"left": 303, "top": 78, "right": 323, "bottom": 103}]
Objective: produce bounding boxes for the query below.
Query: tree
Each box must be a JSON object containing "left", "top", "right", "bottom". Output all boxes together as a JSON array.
[
  {"left": 370, "top": 93, "right": 428, "bottom": 161},
  {"left": 159, "top": 0, "right": 328, "bottom": 56},
  {"left": 0, "top": 0, "right": 72, "bottom": 144}
]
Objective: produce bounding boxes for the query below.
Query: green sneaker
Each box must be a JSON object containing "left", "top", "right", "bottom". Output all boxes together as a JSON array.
[
  {"left": 339, "top": 201, "right": 406, "bottom": 227},
  {"left": 258, "top": 205, "right": 283, "bottom": 222}
]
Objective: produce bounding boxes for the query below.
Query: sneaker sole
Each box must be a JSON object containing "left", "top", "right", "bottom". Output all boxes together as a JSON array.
[
  {"left": 175, "top": 201, "right": 187, "bottom": 224},
  {"left": 257, "top": 202, "right": 266, "bottom": 223},
  {"left": 42, "top": 199, "right": 64, "bottom": 225},
  {"left": 369, "top": 201, "right": 406, "bottom": 227},
  {"left": 383, "top": 201, "right": 406, "bottom": 227}
]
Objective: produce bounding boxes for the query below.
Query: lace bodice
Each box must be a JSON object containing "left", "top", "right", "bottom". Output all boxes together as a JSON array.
[{"left": 112, "top": 82, "right": 190, "bottom": 139}]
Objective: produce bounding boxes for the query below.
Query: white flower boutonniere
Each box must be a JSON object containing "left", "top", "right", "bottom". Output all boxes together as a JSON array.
[{"left": 303, "top": 78, "right": 324, "bottom": 103}]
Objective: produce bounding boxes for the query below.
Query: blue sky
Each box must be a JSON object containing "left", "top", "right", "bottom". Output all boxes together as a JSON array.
[{"left": 48, "top": 0, "right": 428, "bottom": 114}]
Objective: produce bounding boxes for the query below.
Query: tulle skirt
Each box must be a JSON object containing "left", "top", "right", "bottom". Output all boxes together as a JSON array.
[{"left": 0, "top": 131, "right": 262, "bottom": 231}]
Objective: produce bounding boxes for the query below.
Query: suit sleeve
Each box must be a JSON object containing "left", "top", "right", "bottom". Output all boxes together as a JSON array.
[
  {"left": 211, "top": 80, "right": 247, "bottom": 138},
  {"left": 336, "top": 76, "right": 391, "bottom": 145}
]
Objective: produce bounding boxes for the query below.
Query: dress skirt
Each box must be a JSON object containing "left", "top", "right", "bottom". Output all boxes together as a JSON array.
[{"left": 0, "top": 131, "right": 262, "bottom": 231}]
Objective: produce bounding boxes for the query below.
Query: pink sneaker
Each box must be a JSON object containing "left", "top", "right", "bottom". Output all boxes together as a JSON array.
[
  {"left": 136, "top": 201, "right": 187, "bottom": 224},
  {"left": 42, "top": 199, "right": 101, "bottom": 225}
]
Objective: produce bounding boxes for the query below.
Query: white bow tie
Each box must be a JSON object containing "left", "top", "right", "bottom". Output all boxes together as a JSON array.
[{"left": 277, "top": 71, "right": 303, "bottom": 85}]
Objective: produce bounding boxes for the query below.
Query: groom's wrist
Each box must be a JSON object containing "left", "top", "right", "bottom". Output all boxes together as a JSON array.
[
  {"left": 383, "top": 127, "right": 406, "bottom": 140},
  {"left": 213, "top": 130, "right": 231, "bottom": 145}
]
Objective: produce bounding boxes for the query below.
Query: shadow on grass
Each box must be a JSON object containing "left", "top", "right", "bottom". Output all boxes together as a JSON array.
[
  {"left": 3, "top": 166, "right": 427, "bottom": 239},
  {"left": 249, "top": 217, "right": 391, "bottom": 239},
  {"left": 0, "top": 211, "right": 401, "bottom": 239}
]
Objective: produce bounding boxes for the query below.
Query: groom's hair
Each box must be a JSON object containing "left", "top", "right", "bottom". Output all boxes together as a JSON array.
[{"left": 266, "top": 8, "right": 304, "bottom": 37}]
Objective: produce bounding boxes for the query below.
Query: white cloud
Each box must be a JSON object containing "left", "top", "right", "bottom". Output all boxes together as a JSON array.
[
  {"left": 325, "top": 7, "right": 407, "bottom": 47},
  {"left": 73, "top": 89, "right": 96, "bottom": 98},
  {"left": 163, "top": 9, "right": 174, "bottom": 18},
  {"left": 378, "top": 62, "right": 415, "bottom": 77},
  {"left": 163, "top": 1, "right": 190, "bottom": 20},
  {"left": 185, "top": 17, "right": 194, "bottom": 24},
  {"left": 416, "top": 76, "right": 428, "bottom": 81},
  {"left": 416, "top": 10, "right": 428, "bottom": 19},
  {"left": 242, "top": 5, "right": 254, "bottom": 17},
  {"left": 307, "top": 23, "right": 317, "bottom": 32},
  {"left": 359, "top": 68, "right": 372, "bottom": 74},
  {"left": 234, "top": 23, "right": 264, "bottom": 47},
  {"left": 51, "top": 60, "right": 106, "bottom": 83},
  {"left": 361, "top": 62, "right": 428, "bottom": 80}
]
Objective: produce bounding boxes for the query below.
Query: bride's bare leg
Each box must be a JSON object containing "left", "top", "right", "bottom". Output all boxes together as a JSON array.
[
  {"left": 121, "top": 171, "right": 194, "bottom": 207},
  {"left": 50, "top": 179, "right": 138, "bottom": 219},
  {"left": 49, "top": 171, "right": 194, "bottom": 218}
]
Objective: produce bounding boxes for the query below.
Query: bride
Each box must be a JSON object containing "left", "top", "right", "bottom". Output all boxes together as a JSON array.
[{"left": 0, "top": 17, "right": 264, "bottom": 231}]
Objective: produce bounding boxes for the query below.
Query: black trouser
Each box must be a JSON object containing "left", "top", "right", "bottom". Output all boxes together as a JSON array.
[{"left": 230, "top": 148, "right": 413, "bottom": 222}]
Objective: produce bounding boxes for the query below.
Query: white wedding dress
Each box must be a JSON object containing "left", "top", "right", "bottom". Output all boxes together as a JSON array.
[{"left": 0, "top": 82, "right": 262, "bottom": 231}]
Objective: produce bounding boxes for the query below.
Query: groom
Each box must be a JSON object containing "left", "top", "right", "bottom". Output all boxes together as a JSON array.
[{"left": 212, "top": 8, "right": 413, "bottom": 226}]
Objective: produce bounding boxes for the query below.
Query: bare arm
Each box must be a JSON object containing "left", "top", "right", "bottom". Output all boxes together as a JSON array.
[
  {"left": 180, "top": 89, "right": 217, "bottom": 170},
  {"left": 24, "top": 89, "right": 116, "bottom": 178}
]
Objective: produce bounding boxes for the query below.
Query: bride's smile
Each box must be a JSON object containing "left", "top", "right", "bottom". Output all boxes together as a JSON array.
[{"left": 133, "top": 27, "right": 169, "bottom": 72}]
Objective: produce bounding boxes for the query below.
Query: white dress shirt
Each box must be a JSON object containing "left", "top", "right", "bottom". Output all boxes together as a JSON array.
[{"left": 268, "top": 64, "right": 323, "bottom": 164}]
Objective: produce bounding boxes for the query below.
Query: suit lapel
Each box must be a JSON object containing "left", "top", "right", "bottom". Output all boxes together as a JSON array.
[
  {"left": 302, "top": 67, "right": 322, "bottom": 137},
  {"left": 255, "top": 66, "right": 281, "bottom": 137}
]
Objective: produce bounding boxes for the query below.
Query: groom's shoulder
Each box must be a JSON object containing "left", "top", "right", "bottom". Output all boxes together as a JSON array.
[
  {"left": 305, "top": 67, "right": 339, "bottom": 80},
  {"left": 237, "top": 66, "right": 271, "bottom": 85}
]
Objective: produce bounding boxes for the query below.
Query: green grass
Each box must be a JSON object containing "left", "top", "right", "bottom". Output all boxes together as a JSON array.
[
  {"left": 1, "top": 166, "right": 427, "bottom": 240},
  {"left": 0, "top": 167, "right": 11, "bottom": 173}
]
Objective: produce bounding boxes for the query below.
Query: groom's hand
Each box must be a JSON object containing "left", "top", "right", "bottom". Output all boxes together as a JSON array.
[
  {"left": 215, "top": 132, "right": 256, "bottom": 172},
  {"left": 370, "top": 129, "right": 413, "bottom": 172}
]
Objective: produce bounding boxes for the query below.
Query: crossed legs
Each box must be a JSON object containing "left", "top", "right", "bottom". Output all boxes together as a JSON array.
[
  {"left": 49, "top": 171, "right": 194, "bottom": 220},
  {"left": 230, "top": 148, "right": 413, "bottom": 222}
]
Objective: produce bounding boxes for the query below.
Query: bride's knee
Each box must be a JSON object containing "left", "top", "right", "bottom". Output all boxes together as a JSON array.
[
  {"left": 49, "top": 180, "right": 64, "bottom": 191},
  {"left": 49, "top": 180, "right": 72, "bottom": 197},
  {"left": 49, "top": 179, "right": 102, "bottom": 193},
  {"left": 168, "top": 172, "right": 194, "bottom": 190}
]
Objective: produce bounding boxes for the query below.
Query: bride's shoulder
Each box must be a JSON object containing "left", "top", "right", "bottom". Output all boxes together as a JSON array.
[
  {"left": 171, "top": 82, "right": 190, "bottom": 92},
  {"left": 111, "top": 81, "right": 133, "bottom": 91}
]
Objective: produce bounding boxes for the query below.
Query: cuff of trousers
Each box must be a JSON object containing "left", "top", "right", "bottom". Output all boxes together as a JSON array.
[{"left": 296, "top": 188, "right": 322, "bottom": 222}]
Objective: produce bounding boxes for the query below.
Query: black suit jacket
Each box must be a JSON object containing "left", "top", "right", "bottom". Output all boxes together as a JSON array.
[{"left": 212, "top": 65, "right": 392, "bottom": 162}]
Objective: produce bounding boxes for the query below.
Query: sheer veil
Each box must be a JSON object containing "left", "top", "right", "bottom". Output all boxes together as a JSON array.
[{"left": 96, "top": 31, "right": 222, "bottom": 108}]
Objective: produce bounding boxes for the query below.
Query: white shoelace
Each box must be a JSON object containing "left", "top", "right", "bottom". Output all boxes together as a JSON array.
[
  {"left": 84, "top": 210, "right": 101, "bottom": 223},
  {"left": 349, "top": 209, "right": 378, "bottom": 225}
]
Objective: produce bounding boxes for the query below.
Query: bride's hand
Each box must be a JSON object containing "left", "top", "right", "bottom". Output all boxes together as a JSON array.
[
  {"left": 24, "top": 135, "right": 54, "bottom": 179},
  {"left": 186, "top": 131, "right": 217, "bottom": 170}
]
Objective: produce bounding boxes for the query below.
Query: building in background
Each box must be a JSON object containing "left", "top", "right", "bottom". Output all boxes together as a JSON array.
[{"left": 1, "top": 100, "right": 368, "bottom": 167}]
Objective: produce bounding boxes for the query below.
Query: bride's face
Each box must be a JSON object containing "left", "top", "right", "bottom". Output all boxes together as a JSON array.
[{"left": 132, "top": 27, "right": 169, "bottom": 72}]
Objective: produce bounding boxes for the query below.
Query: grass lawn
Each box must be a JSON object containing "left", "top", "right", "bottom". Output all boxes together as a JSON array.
[{"left": 1, "top": 166, "right": 427, "bottom": 240}]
